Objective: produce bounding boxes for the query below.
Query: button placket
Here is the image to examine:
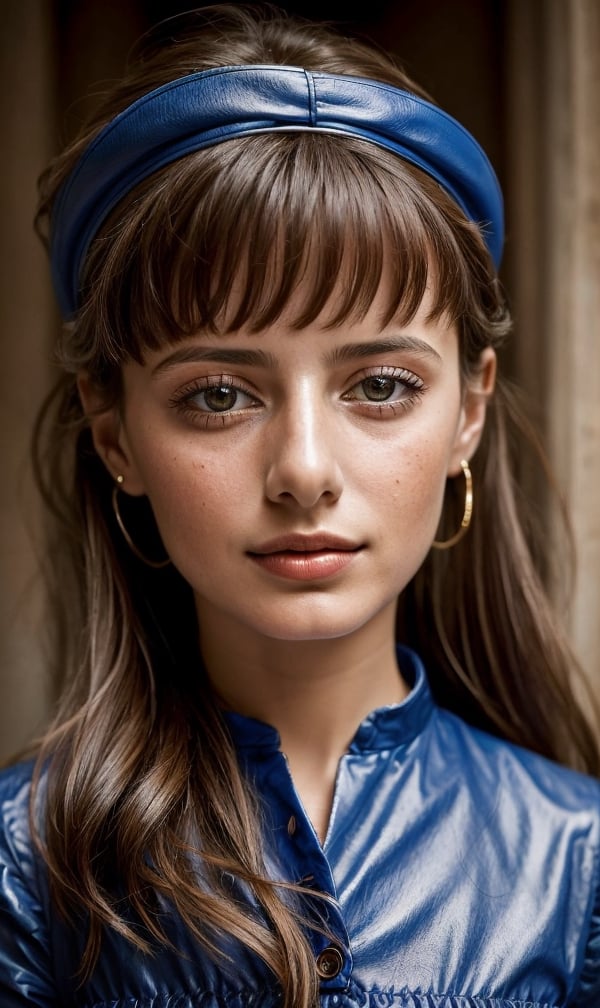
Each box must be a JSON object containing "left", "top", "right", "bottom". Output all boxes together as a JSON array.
[
  {"left": 237, "top": 743, "right": 353, "bottom": 986},
  {"left": 271, "top": 757, "right": 353, "bottom": 987}
]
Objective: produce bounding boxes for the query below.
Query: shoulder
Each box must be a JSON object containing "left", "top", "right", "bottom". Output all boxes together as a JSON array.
[
  {"left": 0, "top": 759, "right": 37, "bottom": 840},
  {"left": 433, "top": 704, "right": 600, "bottom": 821},
  {"left": 0, "top": 759, "right": 43, "bottom": 885},
  {"left": 0, "top": 759, "right": 57, "bottom": 1006},
  {"left": 426, "top": 706, "right": 600, "bottom": 913},
  {"left": 0, "top": 757, "right": 37, "bottom": 801},
  {"left": 0, "top": 757, "right": 52, "bottom": 907}
]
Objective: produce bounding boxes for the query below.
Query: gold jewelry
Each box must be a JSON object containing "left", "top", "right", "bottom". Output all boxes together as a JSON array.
[
  {"left": 111, "top": 482, "right": 170, "bottom": 569},
  {"left": 432, "top": 459, "right": 473, "bottom": 550}
]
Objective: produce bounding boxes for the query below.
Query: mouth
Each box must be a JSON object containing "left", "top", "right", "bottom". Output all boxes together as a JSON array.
[
  {"left": 249, "top": 533, "right": 362, "bottom": 555},
  {"left": 247, "top": 534, "right": 364, "bottom": 581}
]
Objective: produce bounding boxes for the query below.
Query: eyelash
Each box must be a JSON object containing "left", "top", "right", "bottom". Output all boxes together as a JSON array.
[
  {"left": 342, "top": 366, "right": 426, "bottom": 414},
  {"left": 169, "top": 367, "right": 426, "bottom": 428},
  {"left": 168, "top": 375, "right": 261, "bottom": 428}
]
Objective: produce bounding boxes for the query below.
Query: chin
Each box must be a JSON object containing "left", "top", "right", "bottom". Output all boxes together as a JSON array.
[{"left": 240, "top": 603, "right": 386, "bottom": 643}]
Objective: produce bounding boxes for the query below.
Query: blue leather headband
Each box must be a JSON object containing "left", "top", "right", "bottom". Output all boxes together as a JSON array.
[{"left": 50, "top": 64, "right": 504, "bottom": 318}]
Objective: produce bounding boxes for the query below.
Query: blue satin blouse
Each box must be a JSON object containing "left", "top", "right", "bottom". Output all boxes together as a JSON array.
[{"left": 1, "top": 647, "right": 600, "bottom": 1006}]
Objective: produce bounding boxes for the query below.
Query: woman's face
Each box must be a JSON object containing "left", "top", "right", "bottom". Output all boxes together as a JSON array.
[{"left": 87, "top": 282, "right": 495, "bottom": 647}]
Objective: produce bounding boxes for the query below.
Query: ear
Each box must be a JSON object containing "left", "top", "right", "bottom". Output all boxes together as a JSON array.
[
  {"left": 77, "top": 373, "right": 146, "bottom": 496},
  {"left": 447, "top": 348, "right": 496, "bottom": 476}
]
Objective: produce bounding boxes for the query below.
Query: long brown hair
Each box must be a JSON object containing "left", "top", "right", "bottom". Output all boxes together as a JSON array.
[{"left": 30, "top": 4, "right": 600, "bottom": 1005}]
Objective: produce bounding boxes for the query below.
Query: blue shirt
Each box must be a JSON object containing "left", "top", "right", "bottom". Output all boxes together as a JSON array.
[{"left": 1, "top": 647, "right": 600, "bottom": 1006}]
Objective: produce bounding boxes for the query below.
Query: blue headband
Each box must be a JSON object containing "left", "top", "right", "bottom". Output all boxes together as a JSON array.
[{"left": 50, "top": 64, "right": 504, "bottom": 318}]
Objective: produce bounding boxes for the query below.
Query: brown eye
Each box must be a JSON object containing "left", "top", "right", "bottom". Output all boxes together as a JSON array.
[
  {"left": 203, "top": 385, "right": 239, "bottom": 411},
  {"left": 171, "top": 377, "right": 259, "bottom": 421},
  {"left": 361, "top": 376, "right": 397, "bottom": 401},
  {"left": 342, "top": 367, "right": 425, "bottom": 414}
]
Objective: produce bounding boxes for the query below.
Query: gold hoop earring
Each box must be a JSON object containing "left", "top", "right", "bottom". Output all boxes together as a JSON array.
[
  {"left": 111, "top": 481, "right": 171, "bottom": 569},
  {"left": 432, "top": 459, "right": 473, "bottom": 550}
]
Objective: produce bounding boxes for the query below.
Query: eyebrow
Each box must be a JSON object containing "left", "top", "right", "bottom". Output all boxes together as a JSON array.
[
  {"left": 325, "top": 337, "right": 442, "bottom": 365},
  {"left": 152, "top": 334, "right": 441, "bottom": 375},
  {"left": 153, "top": 345, "right": 277, "bottom": 374}
]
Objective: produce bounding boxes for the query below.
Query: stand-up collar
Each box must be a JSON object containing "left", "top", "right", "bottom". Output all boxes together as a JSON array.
[{"left": 224, "top": 645, "right": 434, "bottom": 754}]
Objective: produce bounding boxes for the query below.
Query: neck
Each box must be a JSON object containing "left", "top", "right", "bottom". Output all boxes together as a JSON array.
[
  {"left": 197, "top": 604, "right": 408, "bottom": 841},
  {"left": 199, "top": 603, "right": 406, "bottom": 738}
]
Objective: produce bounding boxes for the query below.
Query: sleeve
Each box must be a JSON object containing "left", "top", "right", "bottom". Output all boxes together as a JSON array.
[
  {"left": 0, "top": 767, "right": 57, "bottom": 1007},
  {"left": 570, "top": 834, "right": 600, "bottom": 1006}
]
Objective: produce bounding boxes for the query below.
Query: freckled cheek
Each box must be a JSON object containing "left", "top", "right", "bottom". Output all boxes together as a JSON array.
[
  {"left": 136, "top": 445, "right": 251, "bottom": 542},
  {"left": 366, "top": 443, "right": 450, "bottom": 530}
]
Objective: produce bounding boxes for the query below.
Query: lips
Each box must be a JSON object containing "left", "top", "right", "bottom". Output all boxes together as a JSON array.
[
  {"left": 249, "top": 533, "right": 361, "bottom": 555},
  {"left": 247, "top": 534, "right": 363, "bottom": 581}
]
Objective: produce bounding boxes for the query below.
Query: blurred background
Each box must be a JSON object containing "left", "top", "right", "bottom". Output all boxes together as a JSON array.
[{"left": 1, "top": 0, "right": 599, "bottom": 760}]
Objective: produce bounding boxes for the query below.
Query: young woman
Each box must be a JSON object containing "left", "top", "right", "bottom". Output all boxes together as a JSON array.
[{"left": 1, "top": 4, "right": 599, "bottom": 1006}]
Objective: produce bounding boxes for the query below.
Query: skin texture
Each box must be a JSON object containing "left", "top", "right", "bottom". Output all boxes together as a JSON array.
[{"left": 81, "top": 282, "right": 495, "bottom": 839}]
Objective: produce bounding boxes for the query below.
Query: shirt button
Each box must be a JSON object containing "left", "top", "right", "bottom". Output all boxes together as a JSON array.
[{"left": 315, "top": 946, "right": 344, "bottom": 979}]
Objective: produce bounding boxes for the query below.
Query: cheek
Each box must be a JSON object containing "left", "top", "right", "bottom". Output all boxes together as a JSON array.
[
  {"left": 366, "top": 430, "right": 453, "bottom": 501},
  {"left": 392, "top": 466, "right": 446, "bottom": 532},
  {"left": 133, "top": 442, "right": 249, "bottom": 552},
  {"left": 366, "top": 437, "right": 455, "bottom": 561}
]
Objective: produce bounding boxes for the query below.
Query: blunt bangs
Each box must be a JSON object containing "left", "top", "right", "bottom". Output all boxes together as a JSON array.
[{"left": 76, "top": 132, "right": 492, "bottom": 376}]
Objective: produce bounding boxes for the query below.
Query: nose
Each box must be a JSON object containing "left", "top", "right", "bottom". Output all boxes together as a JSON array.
[{"left": 264, "top": 390, "right": 344, "bottom": 509}]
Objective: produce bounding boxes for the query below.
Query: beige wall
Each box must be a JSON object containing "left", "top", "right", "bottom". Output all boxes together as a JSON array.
[
  {"left": 0, "top": 1, "right": 145, "bottom": 762},
  {"left": 546, "top": 0, "right": 600, "bottom": 683},
  {"left": 0, "top": 2, "right": 56, "bottom": 759},
  {"left": 1, "top": 0, "right": 599, "bottom": 760},
  {"left": 505, "top": 0, "right": 600, "bottom": 687}
]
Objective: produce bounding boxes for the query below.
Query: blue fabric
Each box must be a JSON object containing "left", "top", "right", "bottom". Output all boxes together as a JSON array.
[
  {"left": 49, "top": 65, "right": 505, "bottom": 318},
  {"left": 1, "top": 647, "right": 599, "bottom": 1007}
]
